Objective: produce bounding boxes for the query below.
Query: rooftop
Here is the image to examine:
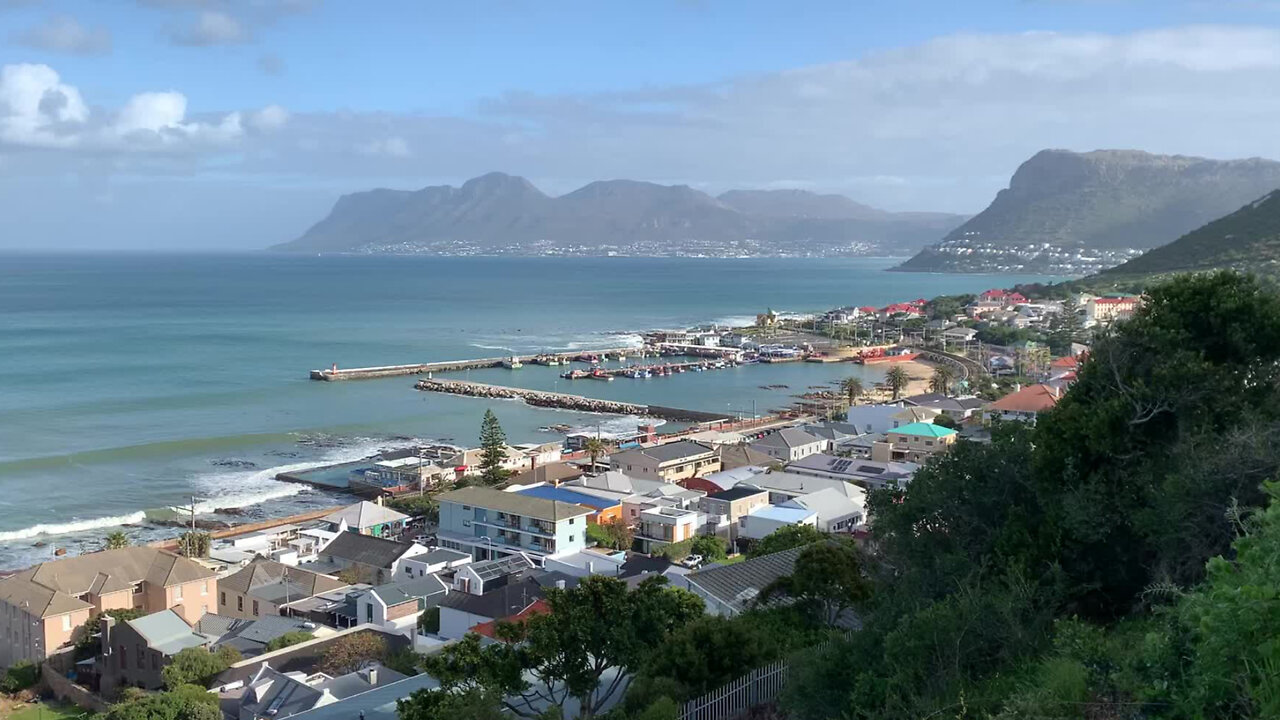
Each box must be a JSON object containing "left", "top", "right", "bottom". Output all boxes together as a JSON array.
[
  {"left": 515, "top": 485, "right": 622, "bottom": 511},
  {"left": 322, "top": 501, "right": 409, "bottom": 529},
  {"left": 892, "top": 422, "right": 958, "bottom": 439},
  {"left": 128, "top": 609, "right": 212, "bottom": 655},
  {"left": 369, "top": 575, "right": 448, "bottom": 607},
  {"left": 687, "top": 546, "right": 806, "bottom": 613},
  {"left": 988, "top": 384, "right": 1061, "bottom": 413},
  {"left": 319, "top": 533, "right": 417, "bottom": 570},
  {"left": 619, "top": 440, "right": 714, "bottom": 464},
  {"left": 439, "top": 486, "right": 593, "bottom": 522},
  {"left": 220, "top": 559, "right": 348, "bottom": 604},
  {"left": 751, "top": 427, "right": 823, "bottom": 450},
  {"left": 747, "top": 505, "right": 817, "bottom": 524},
  {"left": 707, "top": 486, "right": 769, "bottom": 502}
]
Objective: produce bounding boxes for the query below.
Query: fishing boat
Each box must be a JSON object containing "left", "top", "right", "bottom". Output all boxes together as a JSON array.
[
  {"left": 561, "top": 369, "right": 589, "bottom": 379},
  {"left": 502, "top": 356, "right": 524, "bottom": 369},
  {"left": 856, "top": 347, "right": 920, "bottom": 365},
  {"left": 589, "top": 368, "right": 614, "bottom": 381}
]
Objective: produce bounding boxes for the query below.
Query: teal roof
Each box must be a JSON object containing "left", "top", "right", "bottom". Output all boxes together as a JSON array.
[{"left": 893, "top": 422, "right": 957, "bottom": 438}]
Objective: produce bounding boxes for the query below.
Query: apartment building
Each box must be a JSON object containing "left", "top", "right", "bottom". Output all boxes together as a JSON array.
[
  {"left": 436, "top": 486, "right": 593, "bottom": 561},
  {"left": 610, "top": 441, "right": 720, "bottom": 483}
]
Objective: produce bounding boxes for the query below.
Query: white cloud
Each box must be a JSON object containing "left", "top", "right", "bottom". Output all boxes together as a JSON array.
[
  {"left": 112, "top": 91, "right": 243, "bottom": 145},
  {"left": 249, "top": 104, "right": 289, "bottom": 131},
  {"left": 14, "top": 15, "right": 112, "bottom": 56},
  {"left": 0, "top": 63, "right": 88, "bottom": 147},
  {"left": 356, "top": 136, "right": 412, "bottom": 158},
  {"left": 168, "top": 10, "right": 249, "bottom": 46}
]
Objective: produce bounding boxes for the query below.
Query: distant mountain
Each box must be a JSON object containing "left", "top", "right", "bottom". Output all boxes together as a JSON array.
[
  {"left": 1096, "top": 190, "right": 1280, "bottom": 279},
  {"left": 894, "top": 150, "right": 1280, "bottom": 274},
  {"left": 275, "top": 174, "right": 969, "bottom": 257}
]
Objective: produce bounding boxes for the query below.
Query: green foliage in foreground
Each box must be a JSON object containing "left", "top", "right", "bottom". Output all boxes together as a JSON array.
[
  {"left": 105, "top": 684, "right": 219, "bottom": 720},
  {"left": 1, "top": 661, "right": 39, "bottom": 694}
]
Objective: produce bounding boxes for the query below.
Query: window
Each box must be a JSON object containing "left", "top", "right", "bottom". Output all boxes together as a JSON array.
[
  {"left": 365, "top": 604, "right": 373, "bottom": 623},
  {"left": 119, "top": 646, "right": 126, "bottom": 669},
  {"left": 253, "top": 600, "right": 259, "bottom": 616},
  {"left": 220, "top": 591, "right": 226, "bottom": 606},
  {"left": 568, "top": 535, "right": 574, "bottom": 542},
  {"left": 568, "top": 518, "right": 575, "bottom": 525},
  {"left": 925, "top": 441, "right": 933, "bottom": 447},
  {"left": 463, "top": 520, "right": 471, "bottom": 528},
  {"left": 61, "top": 615, "right": 71, "bottom": 631},
  {"left": 136, "top": 644, "right": 144, "bottom": 669},
  {"left": 201, "top": 581, "right": 208, "bottom": 596},
  {"left": 462, "top": 505, "right": 471, "bottom": 511},
  {"left": 151, "top": 652, "right": 158, "bottom": 671},
  {"left": 237, "top": 596, "right": 243, "bottom": 612},
  {"left": 173, "top": 585, "right": 182, "bottom": 601}
]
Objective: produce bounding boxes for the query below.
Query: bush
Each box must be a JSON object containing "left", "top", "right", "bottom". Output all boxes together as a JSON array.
[
  {"left": 690, "top": 535, "right": 728, "bottom": 562},
  {"left": 657, "top": 538, "right": 695, "bottom": 562},
  {"left": 161, "top": 648, "right": 229, "bottom": 689},
  {"left": 418, "top": 606, "right": 441, "bottom": 634},
  {"left": 1, "top": 660, "right": 39, "bottom": 694},
  {"left": 264, "top": 631, "right": 314, "bottom": 652},
  {"left": 389, "top": 495, "right": 439, "bottom": 522}
]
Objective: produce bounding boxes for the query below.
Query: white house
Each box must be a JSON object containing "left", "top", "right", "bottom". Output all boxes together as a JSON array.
[
  {"left": 782, "top": 488, "right": 865, "bottom": 533},
  {"left": 749, "top": 428, "right": 827, "bottom": 462},
  {"left": 738, "top": 504, "right": 818, "bottom": 541}
]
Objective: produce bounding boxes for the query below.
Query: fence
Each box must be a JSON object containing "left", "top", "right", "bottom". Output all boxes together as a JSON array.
[
  {"left": 678, "top": 636, "right": 847, "bottom": 720},
  {"left": 41, "top": 662, "right": 107, "bottom": 714}
]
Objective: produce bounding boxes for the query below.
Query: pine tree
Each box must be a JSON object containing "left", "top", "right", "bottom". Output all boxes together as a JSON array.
[{"left": 479, "top": 409, "right": 510, "bottom": 485}]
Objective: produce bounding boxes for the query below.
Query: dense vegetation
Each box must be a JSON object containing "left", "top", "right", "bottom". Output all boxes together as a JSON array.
[{"left": 778, "top": 271, "right": 1280, "bottom": 719}]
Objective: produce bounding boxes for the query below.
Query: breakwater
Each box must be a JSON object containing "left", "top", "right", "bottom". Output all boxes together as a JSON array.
[
  {"left": 414, "top": 378, "right": 730, "bottom": 423},
  {"left": 311, "top": 348, "right": 639, "bottom": 381}
]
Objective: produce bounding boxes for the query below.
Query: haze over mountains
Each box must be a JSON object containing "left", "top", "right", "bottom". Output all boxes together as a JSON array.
[
  {"left": 275, "top": 174, "right": 969, "bottom": 258},
  {"left": 895, "top": 150, "right": 1280, "bottom": 274}
]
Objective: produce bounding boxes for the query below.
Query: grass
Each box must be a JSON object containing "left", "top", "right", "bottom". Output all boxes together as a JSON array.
[
  {"left": 719, "top": 554, "right": 747, "bottom": 565},
  {"left": 6, "top": 701, "right": 91, "bottom": 720}
]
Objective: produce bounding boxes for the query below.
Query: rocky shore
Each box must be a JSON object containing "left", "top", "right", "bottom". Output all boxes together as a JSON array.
[{"left": 414, "top": 378, "right": 650, "bottom": 415}]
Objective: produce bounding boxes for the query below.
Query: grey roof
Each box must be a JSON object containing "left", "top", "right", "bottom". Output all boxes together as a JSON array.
[
  {"left": 414, "top": 548, "right": 471, "bottom": 565},
  {"left": 230, "top": 614, "right": 315, "bottom": 645},
  {"left": 322, "top": 501, "right": 409, "bottom": 529},
  {"left": 322, "top": 533, "right": 416, "bottom": 569},
  {"left": 465, "top": 554, "right": 534, "bottom": 582},
  {"left": 707, "top": 486, "right": 769, "bottom": 502},
  {"left": 787, "top": 454, "right": 917, "bottom": 482},
  {"left": 715, "top": 444, "right": 777, "bottom": 471},
  {"left": 370, "top": 575, "right": 448, "bottom": 607},
  {"left": 288, "top": 674, "right": 439, "bottom": 720},
  {"left": 128, "top": 609, "right": 212, "bottom": 655},
  {"left": 686, "top": 546, "right": 805, "bottom": 613},
  {"left": 5, "top": 547, "right": 215, "bottom": 618},
  {"left": 740, "top": 470, "right": 864, "bottom": 499},
  {"left": 752, "top": 428, "right": 823, "bottom": 450},
  {"left": 194, "top": 613, "right": 252, "bottom": 639},
  {"left": 438, "top": 486, "right": 593, "bottom": 522},
  {"left": 440, "top": 577, "right": 546, "bottom": 620},
  {"left": 221, "top": 559, "right": 348, "bottom": 604},
  {"left": 903, "top": 393, "right": 986, "bottom": 412},
  {"left": 633, "top": 440, "right": 714, "bottom": 464},
  {"left": 786, "top": 488, "right": 865, "bottom": 523}
]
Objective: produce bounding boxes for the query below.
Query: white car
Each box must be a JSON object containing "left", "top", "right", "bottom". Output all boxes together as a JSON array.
[{"left": 680, "top": 554, "right": 703, "bottom": 569}]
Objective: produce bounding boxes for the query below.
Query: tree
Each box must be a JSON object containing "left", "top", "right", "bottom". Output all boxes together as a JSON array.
[
  {"left": 264, "top": 631, "right": 314, "bottom": 652},
  {"left": 399, "top": 687, "right": 507, "bottom": 720},
  {"left": 583, "top": 437, "right": 607, "bottom": 470},
  {"left": 76, "top": 607, "right": 146, "bottom": 654},
  {"left": 0, "top": 661, "right": 39, "bottom": 693},
  {"left": 640, "top": 615, "right": 780, "bottom": 699},
  {"left": 420, "top": 576, "right": 704, "bottom": 719},
  {"left": 760, "top": 539, "right": 871, "bottom": 625},
  {"left": 747, "top": 524, "right": 824, "bottom": 558},
  {"left": 337, "top": 564, "right": 374, "bottom": 585},
  {"left": 928, "top": 365, "right": 955, "bottom": 396},
  {"left": 479, "top": 409, "right": 510, "bottom": 485},
  {"left": 419, "top": 606, "right": 441, "bottom": 634},
  {"left": 884, "top": 365, "right": 910, "bottom": 400},
  {"left": 839, "top": 376, "right": 864, "bottom": 406},
  {"left": 105, "top": 684, "right": 220, "bottom": 720},
  {"left": 931, "top": 412, "right": 958, "bottom": 429},
  {"left": 105, "top": 530, "right": 130, "bottom": 550},
  {"left": 690, "top": 535, "right": 727, "bottom": 562},
  {"left": 587, "top": 519, "right": 633, "bottom": 551},
  {"left": 177, "top": 531, "right": 210, "bottom": 559},
  {"left": 319, "top": 632, "right": 387, "bottom": 675},
  {"left": 161, "top": 648, "right": 228, "bottom": 689},
  {"left": 389, "top": 495, "right": 440, "bottom": 522}
]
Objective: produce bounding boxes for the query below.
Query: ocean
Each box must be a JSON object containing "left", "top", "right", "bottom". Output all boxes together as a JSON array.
[{"left": 0, "top": 253, "right": 1059, "bottom": 569}]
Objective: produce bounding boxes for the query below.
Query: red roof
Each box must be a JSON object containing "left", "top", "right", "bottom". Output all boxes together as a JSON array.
[
  {"left": 679, "top": 477, "right": 724, "bottom": 495},
  {"left": 858, "top": 306, "right": 877, "bottom": 313},
  {"left": 470, "top": 598, "right": 549, "bottom": 638},
  {"left": 1050, "top": 356, "right": 1078, "bottom": 369},
  {"left": 882, "top": 303, "right": 919, "bottom": 314},
  {"left": 980, "top": 289, "right": 1027, "bottom": 304},
  {"left": 988, "top": 384, "right": 1061, "bottom": 414}
]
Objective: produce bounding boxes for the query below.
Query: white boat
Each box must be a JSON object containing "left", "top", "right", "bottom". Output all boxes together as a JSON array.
[{"left": 502, "top": 356, "right": 524, "bottom": 369}]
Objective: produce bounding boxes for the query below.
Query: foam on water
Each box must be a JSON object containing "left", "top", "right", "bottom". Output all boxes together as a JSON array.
[{"left": 0, "top": 511, "right": 149, "bottom": 543}]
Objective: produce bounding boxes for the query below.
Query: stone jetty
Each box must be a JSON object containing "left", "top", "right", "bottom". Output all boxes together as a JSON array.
[
  {"left": 414, "top": 378, "right": 730, "bottom": 423},
  {"left": 311, "top": 347, "right": 638, "bottom": 381}
]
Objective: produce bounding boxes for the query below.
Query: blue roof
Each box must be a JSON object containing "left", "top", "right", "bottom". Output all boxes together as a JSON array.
[
  {"left": 749, "top": 505, "right": 817, "bottom": 523},
  {"left": 893, "top": 422, "right": 957, "bottom": 438},
  {"left": 516, "top": 485, "right": 620, "bottom": 511}
]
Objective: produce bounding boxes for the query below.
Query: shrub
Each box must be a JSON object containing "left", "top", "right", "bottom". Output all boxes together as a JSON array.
[
  {"left": 264, "top": 631, "right": 314, "bottom": 652},
  {"left": 0, "top": 661, "right": 39, "bottom": 694}
]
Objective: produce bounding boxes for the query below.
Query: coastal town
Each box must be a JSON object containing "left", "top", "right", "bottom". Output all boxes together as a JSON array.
[{"left": 0, "top": 283, "right": 1144, "bottom": 720}]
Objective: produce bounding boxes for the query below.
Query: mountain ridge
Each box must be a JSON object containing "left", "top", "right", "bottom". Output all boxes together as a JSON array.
[{"left": 275, "top": 174, "right": 969, "bottom": 257}]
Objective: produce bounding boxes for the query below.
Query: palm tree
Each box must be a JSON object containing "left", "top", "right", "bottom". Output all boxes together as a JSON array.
[
  {"left": 885, "top": 365, "right": 910, "bottom": 401},
  {"left": 104, "top": 530, "right": 129, "bottom": 550},
  {"left": 583, "top": 437, "right": 607, "bottom": 472},
  {"left": 839, "top": 376, "right": 864, "bottom": 406},
  {"left": 929, "top": 366, "right": 956, "bottom": 396}
]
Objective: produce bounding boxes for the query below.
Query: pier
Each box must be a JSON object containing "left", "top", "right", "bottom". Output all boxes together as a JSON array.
[
  {"left": 413, "top": 378, "right": 730, "bottom": 423},
  {"left": 310, "top": 347, "right": 639, "bottom": 381}
]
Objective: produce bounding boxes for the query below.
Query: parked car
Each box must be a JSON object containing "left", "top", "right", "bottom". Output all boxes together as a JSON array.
[{"left": 680, "top": 554, "right": 703, "bottom": 569}]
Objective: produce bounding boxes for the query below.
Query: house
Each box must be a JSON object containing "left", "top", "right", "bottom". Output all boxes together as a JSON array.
[
  {"left": 514, "top": 485, "right": 624, "bottom": 525},
  {"left": 979, "top": 289, "right": 1029, "bottom": 306},
  {"left": 840, "top": 404, "right": 907, "bottom": 435},
  {"left": 738, "top": 505, "right": 818, "bottom": 541},
  {"left": 786, "top": 453, "right": 918, "bottom": 490},
  {"left": 312, "top": 533, "right": 427, "bottom": 585},
  {"left": 620, "top": 484, "right": 707, "bottom": 527},
  {"left": 354, "top": 575, "right": 448, "bottom": 635},
  {"left": 1085, "top": 295, "right": 1141, "bottom": 327},
  {"left": 609, "top": 440, "right": 721, "bottom": 482},
  {"left": 783, "top": 488, "right": 865, "bottom": 533},
  {"left": 202, "top": 614, "right": 331, "bottom": 658},
  {"left": 398, "top": 548, "right": 472, "bottom": 580},
  {"left": 217, "top": 559, "right": 349, "bottom": 621},
  {"left": 275, "top": 672, "right": 438, "bottom": 720},
  {"left": 700, "top": 487, "right": 770, "bottom": 526},
  {"left": 679, "top": 546, "right": 805, "bottom": 616},
  {"left": 635, "top": 506, "right": 702, "bottom": 553},
  {"left": 436, "top": 486, "right": 594, "bottom": 561},
  {"left": 567, "top": 470, "right": 667, "bottom": 496},
  {"left": 0, "top": 547, "right": 217, "bottom": 666},
  {"left": 872, "top": 422, "right": 958, "bottom": 463},
  {"left": 942, "top": 327, "right": 978, "bottom": 344},
  {"left": 890, "top": 406, "right": 941, "bottom": 427},
  {"left": 984, "top": 384, "right": 1061, "bottom": 425},
  {"left": 714, "top": 444, "right": 778, "bottom": 471},
  {"left": 902, "top": 393, "right": 986, "bottom": 420},
  {"left": 237, "top": 662, "right": 406, "bottom": 720},
  {"left": 351, "top": 457, "right": 454, "bottom": 495},
  {"left": 275, "top": 586, "right": 373, "bottom": 631},
  {"left": 450, "top": 555, "right": 536, "bottom": 596},
  {"left": 510, "top": 462, "right": 586, "bottom": 487},
  {"left": 321, "top": 501, "right": 409, "bottom": 538},
  {"left": 99, "top": 609, "right": 214, "bottom": 693},
  {"left": 543, "top": 549, "right": 627, "bottom": 578},
  {"left": 749, "top": 428, "right": 827, "bottom": 462},
  {"left": 728, "top": 469, "right": 865, "bottom": 505},
  {"left": 437, "top": 566, "right": 572, "bottom": 640}
]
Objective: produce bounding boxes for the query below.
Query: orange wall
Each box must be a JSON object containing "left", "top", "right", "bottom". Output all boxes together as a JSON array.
[
  {"left": 96, "top": 588, "right": 136, "bottom": 614},
  {"left": 42, "top": 607, "right": 92, "bottom": 654},
  {"left": 590, "top": 505, "right": 624, "bottom": 525}
]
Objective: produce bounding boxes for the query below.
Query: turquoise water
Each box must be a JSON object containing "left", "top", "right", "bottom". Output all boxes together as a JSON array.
[{"left": 0, "top": 252, "right": 1058, "bottom": 568}]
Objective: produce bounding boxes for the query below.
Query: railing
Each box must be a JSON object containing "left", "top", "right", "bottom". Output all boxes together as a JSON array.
[{"left": 677, "top": 635, "right": 847, "bottom": 720}]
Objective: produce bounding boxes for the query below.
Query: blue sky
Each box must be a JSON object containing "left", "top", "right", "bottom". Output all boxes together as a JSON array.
[{"left": 2, "top": 0, "right": 1279, "bottom": 248}]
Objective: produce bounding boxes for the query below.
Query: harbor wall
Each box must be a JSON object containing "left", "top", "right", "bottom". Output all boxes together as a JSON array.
[
  {"left": 311, "top": 348, "right": 637, "bottom": 381},
  {"left": 414, "top": 379, "right": 729, "bottom": 423}
]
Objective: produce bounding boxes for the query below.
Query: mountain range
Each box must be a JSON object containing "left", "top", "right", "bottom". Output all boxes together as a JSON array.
[
  {"left": 894, "top": 150, "right": 1280, "bottom": 274},
  {"left": 274, "top": 174, "right": 969, "bottom": 257}
]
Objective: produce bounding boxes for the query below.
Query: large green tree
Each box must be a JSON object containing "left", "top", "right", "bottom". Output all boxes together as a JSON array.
[
  {"left": 105, "top": 685, "right": 220, "bottom": 720},
  {"left": 761, "top": 538, "right": 871, "bottom": 626},
  {"left": 479, "top": 409, "right": 511, "bottom": 485},
  {"left": 747, "top": 524, "right": 824, "bottom": 559},
  {"left": 161, "top": 648, "right": 229, "bottom": 689}
]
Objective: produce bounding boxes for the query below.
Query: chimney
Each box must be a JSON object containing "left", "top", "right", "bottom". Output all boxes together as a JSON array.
[
  {"left": 555, "top": 579, "right": 566, "bottom": 589},
  {"left": 365, "top": 667, "right": 378, "bottom": 686},
  {"left": 374, "top": 496, "right": 383, "bottom": 506},
  {"left": 586, "top": 561, "right": 594, "bottom": 574},
  {"left": 100, "top": 614, "right": 116, "bottom": 657}
]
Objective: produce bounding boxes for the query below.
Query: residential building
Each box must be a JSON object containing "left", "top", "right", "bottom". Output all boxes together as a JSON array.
[
  {"left": 984, "top": 383, "right": 1061, "bottom": 425},
  {"left": 510, "top": 462, "right": 586, "bottom": 487},
  {"left": 199, "top": 614, "right": 331, "bottom": 658},
  {"left": 312, "top": 534, "right": 427, "bottom": 585},
  {"left": 716, "top": 468, "right": 866, "bottom": 505},
  {"left": 351, "top": 457, "right": 454, "bottom": 495},
  {"left": 714, "top": 444, "right": 777, "bottom": 472},
  {"left": 217, "top": 559, "right": 348, "bottom": 621},
  {"left": 99, "top": 609, "right": 213, "bottom": 694},
  {"left": 783, "top": 488, "right": 865, "bottom": 533},
  {"left": 678, "top": 547, "right": 805, "bottom": 616},
  {"left": 355, "top": 575, "right": 448, "bottom": 635},
  {"left": 786, "top": 453, "right": 917, "bottom": 490},
  {"left": 749, "top": 428, "right": 827, "bottom": 462},
  {"left": 609, "top": 440, "right": 720, "bottom": 482},
  {"left": 542, "top": 549, "right": 627, "bottom": 578},
  {"left": 737, "top": 505, "right": 818, "bottom": 541},
  {"left": 700, "top": 487, "right": 770, "bottom": 526},
  {"left": 1085, "top": 295, "right": 1141, "bottom": 327},
  {"left": 942, "top": 327, "right": 978, "bottom": 344},
  {"left": 279, "top": 672, "right": 438, "bottom": 720},
  {"left": 620, "top": 484, "right": 707, "bottom": 528},
  {"left": 0, "top": 547, "right": 217, "bottom": 666},
  {"left": 321, "top": 501, "right": 409, "bottom": 538},
  {"left": 890, "top": 406, "right": 941, "bottom": 427},
  {"left": 437, "top": 567, "right": 575, "bottom": 640},
  {"left": 398, "top": 549, "right": 472, "bottom": 580},
  {"left": 635, "top": 506, "right": 701, "bottom": 553},
  {"left": 902, "top": 393, "right": 987, "bottom": 420},
  {"left": 514, "top": 485, "right": 624, "bottom": 524},
  {"left": 237, "top": 662, "right": 406, "bottom": 720},
  {"left": 451, "top": 555, "right": 536, "bottom": 596},
  {"left": 872, "top": 422, "right": 958, "bottom": 463},
  {"left": 436, "top": 486, "right": 593, "bottom": 561}
]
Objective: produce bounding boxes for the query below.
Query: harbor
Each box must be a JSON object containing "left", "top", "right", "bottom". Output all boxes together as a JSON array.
[
  {"left": 309, "top": 347, "right": 642, "bottom": 380},
  {"left": 413, "top": 377, "right": 733, "bottom": 423}
]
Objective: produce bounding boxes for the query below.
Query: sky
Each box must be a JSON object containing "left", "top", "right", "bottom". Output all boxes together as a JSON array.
[{"left": 3, "top": 0, "right": 1280, "bottom": 249}]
